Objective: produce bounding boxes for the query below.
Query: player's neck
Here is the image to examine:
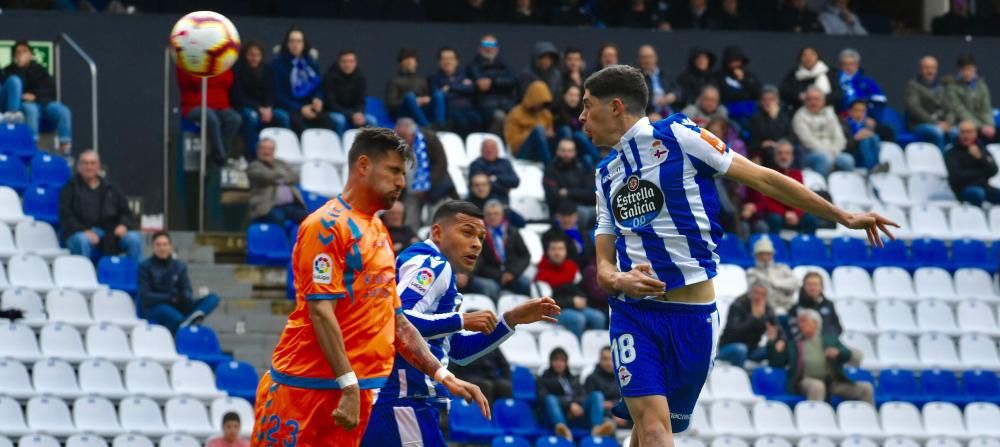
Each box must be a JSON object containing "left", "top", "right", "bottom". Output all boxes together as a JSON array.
[
  {"left": 610, "top": 114, "right": 645, "bottom": 143},
  {"left": 340, "top": 185, "right": 382, "bottom": 216}
]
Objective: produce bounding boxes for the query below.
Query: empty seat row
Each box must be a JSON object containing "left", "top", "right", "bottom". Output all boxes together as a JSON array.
[
  {"left": 0, "top": 321, "right": 184, "bottom": 365},
  {"left": 789, "top": 265, "right": 998, "bottom": 302},
  {"left": 5, "top": 433, "right": 208, "bottom": 447},
  {"left": 837, "top": 298, "right": 1000, "bottom": 337},
  {"left": 2, "top": 288, "right": 143, "bottom": 329},
  {"left": 0, "top": 220, "right": 67, "bottom": 260},
  {"left": 0, "top": 152, "right": 71, "bottom": 193},
  {"left": 842, "top": 331, "right": 1000, "bottom": 370},
  {"left": 674, "top": 435, "right": 1000, "bottom": 447},
  {"left": 0, "top": 254, "right": 105, "bottom": 294}
]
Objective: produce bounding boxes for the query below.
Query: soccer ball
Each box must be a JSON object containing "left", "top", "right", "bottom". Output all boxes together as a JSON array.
[{"left": 169, "top": 11, "right": 240, "bottom": 78}]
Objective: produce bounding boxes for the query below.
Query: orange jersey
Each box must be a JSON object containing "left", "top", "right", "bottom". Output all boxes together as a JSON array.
[{"left": 269, "top": 195, "right": 400, "bottom": 389}]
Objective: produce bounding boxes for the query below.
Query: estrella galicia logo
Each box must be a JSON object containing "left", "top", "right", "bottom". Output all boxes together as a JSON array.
[{"left": 612, "top": 175, "right": 664, "bottom": 228}]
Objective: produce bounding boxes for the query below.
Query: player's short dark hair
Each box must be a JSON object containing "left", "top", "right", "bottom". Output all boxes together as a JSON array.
[
  {"left": 222, "top": 412, "right": 240, "bottom": 426},
  {"left": 584, "top": 65, "right": 648, "bottom": 116},
  {"left": 432, "top": 200, "right": 484, "bottom": 223},
  {"left": 348, "top": 128, "right": 413, "bottom": 168},
  {"left": 152, "top": 231, "right": 171, "bottom": 243}
]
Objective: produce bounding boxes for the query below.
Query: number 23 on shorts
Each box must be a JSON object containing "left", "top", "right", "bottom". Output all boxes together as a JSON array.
[{"left": 261, "top": 415, "right": 299, "bottom": 447}]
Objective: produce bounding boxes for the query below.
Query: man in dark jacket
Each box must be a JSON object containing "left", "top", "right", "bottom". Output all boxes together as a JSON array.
[
  {"left": 470, "top": 200, "right": 531, "bottom": 298},
  {"left": 4, "top": 40, "right": 72, "bottom": 154},
  {"left": 60, "top": 150, "right": 142, "bottom": 261},
  {"left": 395, "top": 118, "right": 455, "bottom": 228},
  {"left": 518, "top": 41, "right": 562, "bottom": 104},
  {"left": 450, "top": 342, "right": 513, "bottom": 406},
  {"left": 946, "top": 120, "right": 1000, "bottom": 207},
  {"left": 715, "top": 45, "right": 762, "bottom": 106},
  {"left": 906, "top": 56, "right": 954, "bottom": 150},
  {"left": 469, "top": 139, "right": 520, "bottom": 203},
  {"left": 139, "top": 231, "right": 219, "bottom": 333},
  {"left": 787, "top": 271, "right": 843, "bottom": 339},
  {"left": 538, "top": 347, "right": 613, "bottom": 441},
  {"left": 322, "top": 49, "right": 374, "bottom": 135},
  {"left": 466, "top": 35, "right": 518, "bottom": 131},
  {"left": 584, "top": 346, "right": 626, "bottom": 427},
  {"left": 748, "top": 85, "right": 794, "bottom": 162},
  {"left": 637, "top": 44, "right": 680, "bottom": 118},
  {"left": 768, "top": 309, "right": 873, "bottom": 404},
  {"left": 231, "top": 41, "right": 291, "bottom": 158},
  {"left": 675, "top": 47, "right": 717, "bottom": 109},
  {"left": 543, "top": 139, "right": 595, "bottom": 225},
  {"left": 386, "top": 48, "right": 444, "bottom": 128},
  {"left": 932, "top": 0, "right": 982, "bottom": 36},
  {"left": 428, "top": 47, "right": 481, "bottom": 135},
  {"left": 716, "top": 282, "right": 776, "bottom": 368}
]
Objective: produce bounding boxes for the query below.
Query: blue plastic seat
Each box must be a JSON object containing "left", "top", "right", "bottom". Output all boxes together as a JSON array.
[
  {"left": 0, "top": 123, "right": 37, "bottom": 159},
  {"left": 876, "top": 369, "right": 926, "bottom": 406},
  {"left": 451, "top": 398, "right": 503, "bottom": 443},
  {"left": 580, "top": 437, "right": 618, "bottom": 447},
  {"left": 96, "top": 256, "right": 138, "bottom": 295},
  {"left": 920, "top": 369, "right": 970, "bottom": 407},
  {"left": 365, "top": 96, "right": 393, "bottom": 128},
  {"left": 718, "top": 233, "right": 753, "bottom": 268},
  {"left": 879, "top": 239, "right": 912, "bottom": 270},
  {"left": 989, "top": 241, "right": 1000, "bottom": 268},
  {"left": 0, "top": 153, "right": 29, "bottom": 194},
  {"left": 302, "top": 192, "right": 328, "bottom": 212},
  {"left": 830, "top": 237, "right": 872, "bottom": 270},
  {"left": 535, "top": 436, "right": 574, "bottom": 447},
  {"left": 844, "top": 367, "right": 877, "bottom": 406},
  {"left": 750, "top": 367, "right": 803, "bottom": 406},
  {"left": 247, "top": 223, "right": 292, "bottom": 266},
  {"left": 878, "top": 106, "right": 917, "bottom": 146},
  {"left": 962, "top": 369, "right": 1000, "bottom": 405},
  {"left": 492, "top": 435, "right": 531, "bottom": 447},
  {"left": 176, "top": 325, "right": 232, "bottom": 368},
  {"left": 911, "top": 238, "right": 951, "bottom": 270},
  {"left": 215, "top": 360, "right": 259, "bottom": 404},
  {"left": 789, "top": 234, "right": 831, "bottom": 269},
  {"left": 512, "top": 366, "right": 537, "bottom": 402},
  {"left": 951, "top": 239, "right": 994, "bottom": 272},
  {"left": 493, "top": 398, "right": 546, "bottom": 439},
  {"left": 29, "top": 152, "right": 70, "bottom": 188},
  {"left": 21, "top": 184, "right": 59, "bottom": 227},
  {"left": 749, "top": 234, "right": 789, "bottom": 264}
]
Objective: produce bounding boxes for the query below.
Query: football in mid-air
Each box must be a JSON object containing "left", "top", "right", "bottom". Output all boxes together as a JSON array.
[{"left": 169, "top": 11, "right": 240, "bottom": 77}]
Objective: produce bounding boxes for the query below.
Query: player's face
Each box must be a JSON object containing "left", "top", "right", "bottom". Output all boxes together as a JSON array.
[
  {"left": 435, "top": 213, "right": 486, "bottom": 273},
  {"left": 580, "top": 90, "right": 618, "bottom": 147},
  {"left": 367, "top": 152, "right": 407, "bottom": 210}
]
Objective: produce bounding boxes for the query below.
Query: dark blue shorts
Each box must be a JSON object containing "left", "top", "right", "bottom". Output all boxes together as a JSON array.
[
  {"left": 360, "top": 398, "right": 446, "bottom": 447},
  {"left": 608, "top": 296, "right": 719, "bottom": 433}
]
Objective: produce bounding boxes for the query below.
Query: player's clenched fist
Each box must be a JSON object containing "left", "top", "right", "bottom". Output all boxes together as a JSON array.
[
  {"left": 462, "top": 310, "right": 498, "bottom": 334},
  {"left": 331, "top": 385, "right": 360, "bottom": 429},
  {"left": 613, "top": 264, "right": 667, "bottom": 298}
]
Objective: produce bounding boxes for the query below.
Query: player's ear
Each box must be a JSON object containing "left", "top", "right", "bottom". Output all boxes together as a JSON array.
[
  {"left": 356, "top": 154, "right": 370, "bottom": 175},
  {"left": 430, "top": 223, "right": 443, "bottom": 242}
]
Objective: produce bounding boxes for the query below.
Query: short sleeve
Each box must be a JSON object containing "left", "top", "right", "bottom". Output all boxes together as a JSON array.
[
  {"left": 594, "top": 182, "right": 615, "bottom": 237},
  {"left": 665, "top": 116, "right": 734, "bottom": 175},
  {"left": 396, "top": 254, "right": 451, "bottom": 310},
  {"left": 297, "top": 220, "right": 347, "bottom": 301}
]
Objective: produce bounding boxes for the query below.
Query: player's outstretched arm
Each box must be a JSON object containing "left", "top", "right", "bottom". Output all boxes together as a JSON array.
[
  {"left": 503, "top": 297, "right": 561, "bottom": 327},
  {"left": 449, "top": 297, "right": 560, "bottom": 366},
  {"left": 394, "top": 314, "right": 492, "bottom": 420},
  {"left": 724, "top": 154, "right": 899, "bottom": 247},
  {"left": 307, "top": 300, "right": 361, "bottom": 429},
  {"left": 595, "top": 234, "right": 667, "bottom": 297}
]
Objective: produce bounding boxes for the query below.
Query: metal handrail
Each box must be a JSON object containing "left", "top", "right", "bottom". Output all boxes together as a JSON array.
[{"left": 54, "top": 33, "right": 98, "bottom": 151}]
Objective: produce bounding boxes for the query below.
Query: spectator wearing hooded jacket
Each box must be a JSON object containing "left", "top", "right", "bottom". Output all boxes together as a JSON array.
[
  {"left": 271, "top": 28, "right": 334, "bottom": 134},
  {"left": 467, "top": 35, "right": 518, "bottom": 132},
  {"left": 836, "top": 48, "right": 887, "bottom": 116},
  {"left": 714, "top": 45, "right": 762, "bottom": 117},
  {"left": 944, "top": 54, "right": 996, "bottom": 142},
  {"left": 637, "top": 44, "right": 680, "bottom": 119},
  {"left": 676, "top": 47, "right": 717, "bottom": 109},
  {"left": 2, "top": 41, "right": 72, "bottom": 154},
  {"left": 428, "top": 47, "right": 481, "bottom": 135},
  {"left": 231, "top": 41, "right": 290, "bottom": 158},
  {"left": 322, "top": 50, "right": 376, "bottom": 136},
  {"left": 780, "top": 47, "right": 843, "bottom": 112},
  {"left": 386, "top": 48, "right": 445, "bottom": 129},
  {"left": 906, "top": 56, "right": 955, "bottom": 150},
  {"left": 519, "top": 41, "right": 562, "bottom": 103},
  {"left": 505, "top": 80, "right": 554, "bottom": 164}
]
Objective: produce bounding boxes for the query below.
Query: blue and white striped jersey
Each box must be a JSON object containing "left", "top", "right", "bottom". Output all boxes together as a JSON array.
[
  {"left": 595, "top": 114, "right": 734, "bottom": 293},
  {"left": 379, "top": 240, "right": 514, "bottom": 405}
]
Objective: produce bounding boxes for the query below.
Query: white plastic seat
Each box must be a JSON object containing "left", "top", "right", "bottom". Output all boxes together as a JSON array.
[
  {"left": 795, "top": 401, "right": 842, "bottom": 439},
  {"left": 712, "top": 437, "right": 750, "bottom": 447},
  {"left": 14, "top": 221, "right": 67, "bottom": 259},
  {"left": 157, "top": 435, "right": 200, "bottom": 447},
  {"left": 869, "top": 205, "right": 914, "bottom": 240},
  {"left": 499, "top": 331, "right": 543, "bottom": 370},
  {"left": 959, "top": 333, "right": 1000, "bottom": 369},
  {"left": 0, "top": 221, "right": 17, "bottom": 259},
  {"left": 510, "top": 195, "right": 549, "bottom": 222},
  {"left": 26, "top": 395, "right": 78, "bottom": 437},
  {"left": 870, "top": 173, "right": 911, "bottom": 207},
  {"left": 884, "top": 437, "right": 922, "bottom": 447},
  {"left": 91, "top": 289, "right": 144, "bottom": 328},
  {"left": 131, "top": 324, "right": 184, "bottom": 363},
  {"left": 0, "top": 186, "right": 30, "bottom": 224},
  {"left": 907, "top": 174, "right": 957, "bottom": 207},
  {"left": 837, "top": 401, "right": 884, "bottom": 439},
  {"left": 164, "top": 396, "right": 216, "bottom": 438},
  {"left": 906, "top": 142, "right": 948, "bottom": 177},
  {"left": 259, "top": 127, "right": 302, "bottom": 165},
  {"left": 954, "top": 269, "right": 1000, "bottom": 302},
  {"left": 914, "top": 268, "right": 958, "bottom": 302},
  {"left": 16, "top": 435, "right": 59, "bottom": 447},
  {"left": 518, "top": 227, "right": 544, "bottom": 265},
  {"left": 79, "top": 359, "right": 129, "bottom": 400},
  {"left": 873, "top": 267, "right": 918, "bottom": 301},
  {"left": 876, "top": 300, "right": 920, "bottom": 335},
  {"left": 717, "top": 264, "right": 749, "bottom": 300},
  {"left": 299, "top": 159, "right": 343, "bottom": 198},
  {"left": 841, "top": 332, "right": 880, "bottom": 369},
  {"left": 916, "top": 300, "right": 961, "bottom": 336},
  {"left": 677, "top": 437, "right": 708, "bottom": 447},
  {"left": 829, "top": 172, "right": 875, "bottom": 207},
  {"left": 2, "top": 287, "right": 46, "bottom": 327},
  {"left": 581, "top": 330, "right": 610, "bottom": 366},
  {"left": 710, "top": 400, "right": 757, "bottom": 438},
  {"left": 832, "top": 267, "right": 876, "bottom": 301},
  {"left": 957, "top": 300, "right": 1000, "bottom": 336},
  {"left": 86, "top": 323, "right": 135, "bottom": 364},
  {"left": 922, "top": 401, "right": 968, "bottom": 439},
  {"left": 125, "top": 359, "right": 177, "bottom": 400},
  {"left": 46, "top": 289, "right": 94, "bottom": 327},
  {"left": 170, "top": 360, "right": 226, "bottom": 400},
  {"left": 341, "top": 129, "right": 359, "bottom": 154},
  {"left": 798, "top": 438, "right": 836, "bottom": 447},
  {"left": 949, "top": 206, "right": 992, "bottom": 240},
  {"left": 510, "top": 160, "right": 546, "bottom": 200},
  {"left": 802, "top": 169, "right": 828, "bottom": 191},
  {"left": 925, "top": 438, "right": 962, "bottom": 447},
  {"left": 118, "top": 396, "right": 169, "bottom": 438},
  {"left": 839, "top": 436, "right": 878, "bottom": 447},
  {"left": 793, "top": 266, "right": 836, "bottom": 299},
  {"left": 0, "top": 396, "right": 30, "bottom": 437},
  {"left": 910, "top": 206, "right": 953, "bottom": 240},
  {"left": 709, "top": 365, "right": 761, "bottom": 404},
  {"left": 465, "top": 132, "right": 506, "bottom": 159},
  {"left": 970, "top": 438, "right": 1000, "bottom": 447},
  {"left": 753, "top": 400, "right": 799, "bottom": 439},
  {"left": 755, "top": 437, "right": 793, "bottom": 447},
  {"left": 210, "top": 397, "right": 255, "bottom": 437},
  {"left": 965, "top": 402, "right": 1000, "bottom": 437},
  {"left": 990, "top": 144, "right": 1000, "bottom": 188},
  {"left": 8, "top": 254, "right": 56, "bottom": 292},
  {"left": 32, "top": 358, "right": 85, "bottom": 399},
  {"left": 0, "top": 320, "right": 42, "bottom": 363},
  {"left": 877, "top": 332, "right": 921, "bottom": 369},
  {"left": 689, "top": 404, "right": 714, "bottom": 438},
  {"left": 110, "top": 435, "right": 153, "bottom": 447},
  {"left": 457, "top": 293, "right": 496, "bottom": 314},
  {"left": 53, "top": 256, "right": 103, "bottom": 293},
  {"left": 72, "top": 395, "right": 124, "bottom": 437},
  {"left": 917, "top": 333, "right": 963, "bottom": 369},
  {"left": 65, "top": 435, "right": 108, "bottom": 447},
  {"left": 40, "top": 322, "right": 88, "bottom": 363},
  {"left": 0, "top": 359, "right": 34, "bottom": 400},
  {"left": 838, "top": 300, "right": 877, "bottom": 335},
  {"left": 879, "top": 141, "right": 909, "bottom": 176},
  {"left": 447, "top": 165, "right": 468, "bottom": 198},
  {"left": 881, "top": 401, "right": 927, "bottom": 439},
  {"left": 300, "top": 128, "right": 344, "bottom": 164},
  {"left": 437, "top": 131, "right": 469, "bottom": 168},
  {"left": 537, "top": 329, "right": 586, "bottom": 371},
  {"left": 0, "top": 437, "right": 9, "bottom": 447}
]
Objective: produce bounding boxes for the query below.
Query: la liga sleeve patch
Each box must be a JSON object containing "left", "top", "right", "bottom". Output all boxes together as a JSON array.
[
  {"left": 312, "top": 253, "right": 332, "bottom": 285},
  {"left": 407, "top": 267, "right": 435, "bottom": 295}
]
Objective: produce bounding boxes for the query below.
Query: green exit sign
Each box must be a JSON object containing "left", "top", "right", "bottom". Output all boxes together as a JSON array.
[{"left": 0, "top": 40, "right": 54, "bottom": 75}]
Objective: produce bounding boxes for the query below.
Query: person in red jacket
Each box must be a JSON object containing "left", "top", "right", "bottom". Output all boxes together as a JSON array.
[
  {"left": 177, "top": 67, "right": 242, "bottom": 165},
  {"left": 743, "top": 139, "right": 818, "bottom": 233},
  {"left": 535, "top": 237, "right": 606, "bottom": 337}
]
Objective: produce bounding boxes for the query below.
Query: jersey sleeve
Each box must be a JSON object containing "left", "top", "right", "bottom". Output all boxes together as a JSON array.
[
  {"left": 396, "top": 255, "right": 463, "bottom": 338},
  {"left": 298, "top": 219, "right": 348, "bottom": 301},
  {"left": 594, "top": 170, "right": 616, "bottom": 237},
  {"left": 448, "top": 317, "right": 514, "bottom": 366},
  {"left": 662, "top": 115, "right": 735, "bottom": 175}
]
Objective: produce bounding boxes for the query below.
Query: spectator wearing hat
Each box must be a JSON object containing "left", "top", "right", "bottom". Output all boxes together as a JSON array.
[
  {"left": 505, "top": 80, "right": 555, "bottom": 164},
  {"left": 746, "top": 236, "right": 798, "bottom": 314},
  {"left": 944, "top": 54, "right": 996, "bottom": 142},
  {"left": 945, "top": 120, "right": 1000, "bottom": 207},
  {"left": 519, "top": 41, "right": 562, "bottom": 103},
  {"left": 676, "top": 47, "right": 717, "bottom": 109},
  {"left": 906, "top": 56, "right": 955, "bottom": 150},
  {"left": 715, "top": 45, "right": 762, "bottom": 105},
  {"left": 717, "top": 281, "right": 777, "bottom": 368},
  {"left": 386, "top": 48, "right": 444, "bottom": 128},
  {"left": 467, "top": 35, "right": 518, "bottom": 132}
]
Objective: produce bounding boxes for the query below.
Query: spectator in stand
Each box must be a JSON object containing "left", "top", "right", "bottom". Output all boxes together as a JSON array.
[
  {"left": 932, "top": 0, "right": 981, "bottom": 36},
  {"left": 945, "top": 120, "right": 1000, "bottom": 207},
  {"left": 543, "top": 139, "right": 596, "bottom": 224},
  {"left": 428, "top": 47, "right": 481, "bottom": 135},
  {"left": 555, "top": 84, "right": 600, "bottom": 168},
  {"left": 506, "top": 0, "right": 543, "bottom": 25},
  {"left": 272, "top": 28, "right": 333, "bottom": 134},
  {"left": 671, "top": 0, "right": 717, "bottom": 29},
  {"left": 3, "top": 41, "right": 72, "bottom": 155},
  {"left": 322, "top": 50, "right": 375, "bottom": 136},
  {"left": 592, "top": 43, "right": 619, "bottom": 74},
  {"left": 681, "top": 85, "right": 729, "bottom": 128},
  {"left": 0, "top": 69, "right": 23, "bottom": 123},
  {"left": 842, "top": 100, "right": 885, "bottom": 171},
  {"left": 584, "top": 347, "right": 628, "bottom": 428},
  {"left": 542, "top": 201, "right": 594, "bottom": 267},
  {"left": 467, "top": 35, "right": 518, "bottom": 133},
  {"left": 787, "top": 272, "right": 843, "bottom": 338},
  {"left": 467, "top": 172, "right": 492, "bottom": 211},
  {"left": 395, "top": 118, "right": 455, "bottom": 228},
  {"left": 638, "top": 44, "right": 680, "bottom": 119},
  {"left": 780, "top": 46, "right": 842, "bottom": 111},
  {"left": 450, "top": 341, "right": 513, "bottom": 405},
  {"left": 836, "top": 48, "right": 886, "bottom": 115},
  {"left": 177, "top": 65, "right": 241, "bottom": 166},
  {"left": 519, "top": 41, "right": 562, "bottom": 102},
  {"left": 707, "top": 117, "right": 746, "bottom": 158},
  {"left": 716, "top": 282, "right": 776, "bottom": 368},
  {"left": 716, "top": 0, "right": 756, "bottom": 30},
  {"left": 714, "top": 45, "right": 761, "bottom": 106},
  {"left": 139, "top": 231, "right": 220, "bottom": 334},
  {"left": 906, "top": 56, "right": 954, "bottom": 150},
  {"left": 536, "top": 237, "right": 606, "bottom": 337},
  {"left": 818, "top": 0, "right": 867, "bottom": 35},
  {"left": 562, "top": 47, "right": 586, "bottom": 90},
  {"left": 206, "top": 412, "right": 249, "bottom": 447},
  {"left": 505, "top": 80, "right": 554, "bottom": 164},
  {"left": 676, "top": 47, "right": 717, "bottom": 109},
  {"left": 744, "top": 140, "right": 817, "bottom": 233},
  {"left": 469, "top": 139, "right": 520, "bottom": 203},
  {"left": 945, "top": 54, "right": 996, "bottom": 142},
  {"left": 768, "top": 309, "right": 874, "bottom": 404},
  {"left": 793, "top": 86, "right": 851, "bottom": 175},
  {"left": 551, "top": 0, "right": 596, "bottom": 27},
  {"left": 749, "top": 85, "right": 793, "bottom": 163},
  {"left": 231, "top": 41, "right": 290, "bottom": 160},
  {"left": 246, "top": 138, "right": 307, "bottom": 226},
  {"left": 776, "top": 0, "right": 823, "bottom": 32},
  {"left": 471, "top": 200, "right": 531, "bottom": 298},
  {"left": 538, "top": 347, "right": 614, "bottom": 442},
  {"left": 618, "top": 0, "right": 669, "bottom": 29},
  {"left": 383, "top": 200, "right": 419, "bottom": 254},
  {"left": 60, "top": 150, "right": 142, "bottom": 261},
  {"left": 747, "top": 236, "right": 799, "bottom": 314},
  {"left": 386, "top": 48, "right": 444, "bottom": 128}
]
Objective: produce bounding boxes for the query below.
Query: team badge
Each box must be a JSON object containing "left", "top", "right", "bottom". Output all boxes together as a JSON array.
[
  {"left": 408, "top": 268, "right": 435, "bottom": 294},
  {"left": 618, "top": 365, "right": 632, "bottom": 387},
  {"left": 312, "top": 254, "right": 332, "bottom": 285}
]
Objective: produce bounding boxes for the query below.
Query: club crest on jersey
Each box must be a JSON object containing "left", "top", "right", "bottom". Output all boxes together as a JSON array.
[
  {"left": 409, "top": 268, "right": 435, "bottom": 294},
  {"left": 618, "top": 365, "right": 632, "bottom": 387},
  {"left": 312, "top": 254, "right": 332, "bottom": 285},
  {"left": 612, "top": 175, "right": 664, "bottom": 229},
  {"left": 652, "top": 140, "right": 668, "bottom": 159}
]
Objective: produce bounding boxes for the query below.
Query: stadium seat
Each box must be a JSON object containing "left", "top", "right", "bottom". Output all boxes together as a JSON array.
[
  {"left": 831, "top": 237, "right": 874, "bottom": 270},
  {"left": 53, "top": 256, "right": 103, "bottom": 293},
  {"left": 209, "top": 397, "right": 254, "bottom": 438},
  {"left": 125, "top": 360, "right": 176, "bottom": 400},
  {"left": 882, "top": 437, "right": 921, "bottom": 447},
  {"left": 492, "top": 436, "right": 531, "bottom": 447},
  {"left": 2, "top": 287, "right": 47, "bottom": 327},
  {"left": 91, "top": 289, "right": 144, "bottom": 328},
  {"left": 214, "top": 360, "right": 258, "bottom": 403},
  {"left": 951, "top": 240, "right": 994, "bottom": 272},
  {"left": 926, "top": 438, "right": 962, "bottom": 447},
  {"left": 752, "top": 400, "right": 799, "bottom": 438},
  {"left": 16, "top": 435, "right": 59, "bottom": 447},
  {"left": 341, "top": 129, "right": 359, "bottom": 154},
  {"left": 754, "top": 437, "right": 793, "bottom": 447},
  {"left": 712, "top": 437, "right": 750, "bottom": 447},
  {"left": 0, "top": 263, "right": 9, "bottom": 291},
  {"left": 965, "top": 402, "right": 1000, "bottom": 437},
  {"left": 21, "top": 185, "right": 58, "bottom": 228},
  {"left": 840, "top": 436, "right": 879, "bottom": 447},
  {"left": 72, "top": 396, "right": 124, "bottom": 437},
  {"left": 0, "top": 321, "right": 42, "bottom": 363},
  {"left": 581, "top": 329, "right": 610, "bottom": 365},
  {"left": 832, "top": 266, "right": 877, "bottom": 301},
  {"left": 535, "top": 436, "right": 574, "bottom": 447},
  {"left": 0, "top": 438, "right": 10, "bottom": 447},
  {"left": 842, "top": 332, "right": 880, "bottom": 370},
  {"left": 907, "top": 174, "right": 956, "bottom": 207},
  {"left": 949, "top": 206, "right": 992, "bottom": 240},
  {"left": 0, "top": 358, "right": 34, "bottom": 400},
  {"left": 803, "top": 169, "right": 828, "bottom": 192},
  {"left": 299, "top": 159, "right": 343, "bottom": 198},
  {"left": 877, "top": 333, "right": 921, "bottom": 370},
  {"left": 920, "top": 368, "right": 970, "bottom": 406},
  {"left": 119, "top": 396, "right": 170, "bottom": 438},
  {"left": 500, "top": 331, "right": 543, "bottom": 370},
  {"left": 870, "top": 173, "right": 911, "bottom": 207},
  {"left": 716, "top": 264, "right": 750, "bottom": 300},
  {"left": 493, "top": 398, "right": 545, "bottom": 438},
  {"left": 466, "top": 132, "right": 507, "bottom": 159},
  {"left": 869, "top": 205, "right": 914, "bottom": 242},
  {"left": 954, "top": 269, "right": 1000, "bottom": 302},
  {"left": 246, "top": 223, "right": 291, "bottom": 266},
  {"left": 837, "top": 400, "right": 884, "bottom": 439},
  {"left": 0, "top": 186, "right": 29, "bottom": 225},
  {"left": 509, "top": 366, "right": 537, "bottom": 402},
  {"left": 0, "top": 396, "right": 30, "bottom": 437},
  {"left": 29, "top": 153, "right": 70, "bottom": 188},
  {"left": 96, "top": 256, "right": 138, "bottom": 295},
  {"left": 877, "top": 369, "right": 923, "bottom": 405},
  {"left": 750, "top": 367, "right": 804, "bottom": 406},
  {"left": 260, "top": 127, "right": 302, "bottom": 165},
  {"left": 26, "top": 395, "right": 77, "bottom": 437},
  {"left": 448, "top": 165, "right": 468, "bottom": 197},
  {"left": 990, "top": 206, "right": 1000, "bottom": 234},
  {"left": 688, "top": 404, "right": 714, "bottom": 438},
  {"left": 65, "top": 435, "right": 107, "bottom": 447},
  {"left": 922, "top": 401, "right": 968, "bottom": 439},
  {"left": 176, "top": 325, "right": 231, "bottom": 368},
  {"left": 794, "top": 401, "right": 842, "bottom": 438},
  {"left": 0, "top": 154, "right": 29, "bottom": 194},
  {"left": 970, "top": 438, "right": 1000, "bottom": 447},
  {"left": 579, "top": 436, "right": 616, "bottom": 447},
  {"left": 879, "top": 141, "right": 909, "bottom": 176},
  {"left": 915, "top": 301, "right": 960, "bottom": 336},
  {"left": 46, "top": 289, "right": 93, "bottom": 327},
  {"left": 881, "top": 401, "right": 926, "bottom": 438},
  {"left": 132, "top": 323, "right": 185, "bottom": 363},
  {"left": 450, "top": 398, "right": 503, "bottom": 443},
  {"left": 711, "top": 400, "right": 757, "bottom": 438},
  {"left": 301, "top": 191, "right": 328, "bottom": 211},
  {"left": 829, "top": 172, "right": 875, "bottom": 207},
  {"left": 963, "top": 370, "right": 1000, "bottom": 405},
  {"left": 537, "top": 328, "right": 586, "bottom": 371},
  {"left": 157, "top": 435, "right": 199, "bottom": 447},
  {"left": 33, "top": 358, "right": 84, "bottom": 399},
  {"left": 959, "top": 333, "right": 1000, "bottom": 369},
  {"left": 300, "top": 128, "right": 344, "bottom": 164},
  {"left": 792, "top": 266, "right": 836, "bottom": 299},
  {"left": 84, "top": 323, "right": 133, "bottom": 364},
  {"left": 718, "top": 233, "right": 753, "bottom": 268},
  {"left": 910, "top": 206, "right": 953, "bottom": 241},
  {"left": 910, "top": 239, "right": 951, "bottom": 271},
  {"left": 8, "top": 254, "right": 55, "bottom": 292},
  {"left": 170, "top": 359, "right": 225, "bottom": 400},
  {"left": 876, "top": 300, "right": 919, "bottom": 335},
  {"left": 0, "top": 221, "right": 16, "bottom": 259},
  {"left": 110, "top": 435, "right": 153, "bottom": 447},
  {"left": 844, "top": 366, "right": 876, "bottom": 388},
  {"left": 437, "top": 131, "right": 469, "bottom": 168},
  {"left": 519, "top": 228, "right": 544, "bottom": 264},
  {"left": 0, "top": 123, "right": 37, "bottom": 159},
  {"left": 39, "top": 322, "right": 89, "bottom": 363},
  {"left": 710, "top": 365, "right": 762, "bottom": 404},
  {"left": 164, "top": 396, "right": 215, "bottom": 438},
  {"left": 839, "top": 300, "right": 878, "bottom": 335},
  {"left": 906, "top": 142, "right": 948, "bottom": 177},
  {"left": 14, "top": 221, "right": 67, "bottom": 259},
  {"left": 913, "top": 268, "right": 958, "bottom": 302},
  {"left": 918, "top": 333, "right": 963, "bottom": 371},
  {"left": 750, "top": 234, "right": 790, "bottom": 264},
  {"left": 790, "top": 234, "right": 831, "bottom": 269},
  {"left": 79, "top": 359, "right": 129, "bottom": 400},
  {"left": 873, "top": 267, "right": 918, "bottom": 301},
  {"left": 459, "top": 293, "right": 497, "bottom": 314}
]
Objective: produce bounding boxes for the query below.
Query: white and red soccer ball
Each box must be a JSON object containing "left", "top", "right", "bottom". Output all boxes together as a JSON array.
[{"left": 169, "top": 11, "right": 240, "bottom": 77}]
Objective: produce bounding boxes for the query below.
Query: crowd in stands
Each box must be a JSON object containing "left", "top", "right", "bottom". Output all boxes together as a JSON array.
[{"left": 0, "top": 40, "right": 73, "bottom": 156}]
